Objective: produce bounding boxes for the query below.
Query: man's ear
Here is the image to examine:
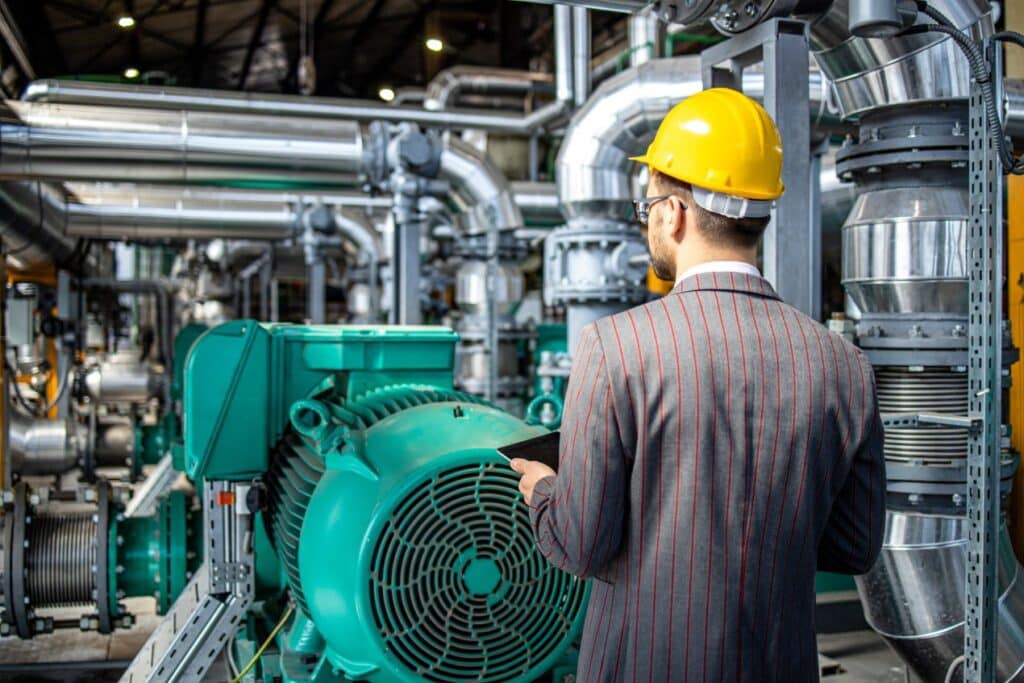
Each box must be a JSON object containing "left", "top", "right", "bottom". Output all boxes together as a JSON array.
[{"left": 669, "top": 195, "right": 687, "bottom": 243}]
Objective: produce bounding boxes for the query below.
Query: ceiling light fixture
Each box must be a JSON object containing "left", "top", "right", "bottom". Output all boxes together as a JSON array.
[
  {"left": 117, "top": 15, "right": 136, "bottom": 29},
  {"left": 124, "top": 67, "right": 140, "bottom": 79},
  {"left": 378, "top": 87, "right": 396, "bottom": 102},
  {"left": 425, "top": 38, "right": 444, "bottom": 52}
]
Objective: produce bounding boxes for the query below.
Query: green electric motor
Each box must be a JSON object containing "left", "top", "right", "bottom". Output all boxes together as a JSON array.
[{"left": 184, "top": 322, "right": 589, "bottom": 682}]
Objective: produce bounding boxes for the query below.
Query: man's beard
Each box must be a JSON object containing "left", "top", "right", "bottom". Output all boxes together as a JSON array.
[{"left": 650, "top": 242, "right": 675, "bottom": 281}]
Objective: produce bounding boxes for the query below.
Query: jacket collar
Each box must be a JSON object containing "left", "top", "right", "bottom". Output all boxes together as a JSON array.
[{"left": 671, "top": 271, "right": 781, "bottom": 300}]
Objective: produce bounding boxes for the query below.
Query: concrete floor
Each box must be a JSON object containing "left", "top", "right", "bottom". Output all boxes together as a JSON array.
[{"left": 0, "top": 613, "right": 911, "bottom": 683}]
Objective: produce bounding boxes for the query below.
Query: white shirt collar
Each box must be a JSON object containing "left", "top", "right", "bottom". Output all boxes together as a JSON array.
[{"left": 675, "top": 260, "right": 762, "bottom": 286}]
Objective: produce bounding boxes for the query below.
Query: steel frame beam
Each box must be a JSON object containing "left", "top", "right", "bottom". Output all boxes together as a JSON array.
[
  {"left": 237, "top": 0, "right": 277, "bottom": 90},
  {"left": 699, "top": 18, "right": 818, "bottom": 319},
  {"left": 963, "top": 40, "right": 1005, "bottom": 682}
]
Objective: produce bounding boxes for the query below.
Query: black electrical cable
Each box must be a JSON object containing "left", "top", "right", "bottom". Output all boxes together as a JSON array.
[
  {"left": 904, "top": 3, "right": 1024, "bottom": 174},
  {"left": 993, "top": 31, "right": 1024, "bottom": 52}
]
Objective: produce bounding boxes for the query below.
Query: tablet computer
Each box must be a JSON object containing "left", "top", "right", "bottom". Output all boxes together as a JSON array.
[{"left": 497, "top": 431, "right": 561, "bottom": 472}]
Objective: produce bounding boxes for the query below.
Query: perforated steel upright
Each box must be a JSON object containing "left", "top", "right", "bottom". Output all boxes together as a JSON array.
[{"left": 964, "top": 42, "right": 1005, "bottom": 683}]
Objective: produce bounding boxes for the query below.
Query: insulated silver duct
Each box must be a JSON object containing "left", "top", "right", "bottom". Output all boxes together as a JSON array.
[
  {"left": 7, "top": 411, "right": 80, "bottom": 475},
  {"left": 18, "top": 82, "right": 567, "bottom": 136},
  {"left": 510, "top": 181, "right": 561, "bottom": 224},
  {"left": 0, "top": 100, "right": 365, "bottom": 186},
  {"left": 858, "top": 511, "right": 1024, "bottom": 682},
  {"left": 424, "top": 66, "right": 553, "bottom": 111},
  {"left": 440, "top": 134, "right": 524, "bottom": 235},
  {"left": 815, "top": 1, "right": 1024, "bottom": 679},
  {"left": 807, "top": 0, "right": 990, "bottom": 119},
  {"left": 628, "top": 8, "right": 663, "bottom": 68},
  {"left": 60, "top": 184, "right": 392, "bottom": 241},
  {"left": 83, "top": 352, "right": 163, "bottom": 405},
  {"left": 333, "top": 208, "right": 382, "bottom": 321},
  {"left": 556, "top": 57, "right": 834, "bottom": 222},
  {"left": 19, "top": 3, "right": 574, "bottom": 137},
  {"left": 551, "top": 56, "right": 834, "bottom": 353},
  {"left": 0, "top": 181, "right": 81, "bottom": 270}
]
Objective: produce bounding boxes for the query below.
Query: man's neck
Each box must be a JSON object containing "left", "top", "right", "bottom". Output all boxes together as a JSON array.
[{"left": 675, "top": 250, "right": 757, "bottom": 280}]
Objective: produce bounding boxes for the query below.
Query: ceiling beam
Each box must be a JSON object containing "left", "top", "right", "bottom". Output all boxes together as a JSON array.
[
  {"left": 47, "top": 0, "right": 189, "bottom": 54},
  {"left": 190, "top": 0, "right": 209, "bottom": 85},
  {"left": 237, "top": 0, "right": 276, "bottom": 90},
  {"left": 2, "top": 0, "right": 66, "bottom": 78}
]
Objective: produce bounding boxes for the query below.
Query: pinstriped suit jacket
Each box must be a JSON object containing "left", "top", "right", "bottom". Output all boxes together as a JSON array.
[{"left": 529, "top": 272, "right": 885, "bottom": 682}]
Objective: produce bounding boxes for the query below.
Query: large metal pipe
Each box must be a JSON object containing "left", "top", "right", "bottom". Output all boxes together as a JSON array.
[
  {"left": 19, "top": 13, "right": 574, "bottom": 140},
  {"left": 812, "top": 1, "right": 1024, "bottom": 678},
  {"left": 439, "top": 134, "right": 524, "bottom": 235},
  {"left": 17, "top": 82, "right": 568, "bottom": 135},
  {"left": 63, "top": 184, "right": 395, "bottom": 240},
  {"left": 333, "top": 208, "right": 382, "bottom": 320},
  {"left": 572, "top": 7, "right": 591, "bottom": 107},
  {"left": 554, "top": 5, "right": 574, "bottom": 104},
  {"left": 0, "top": 100, "right": 365, "bottom": 186},
  {"left": 0, "top": 181, "right": 82, "bottom": 270},
  {"left": 807, "top": 0, "right": 993, "bottom": 119},
  {"left": 7, "top": 410, "right": 79, "bottom": 475},
  {"left": 628, "top": 8, "right": 663, "bottom": 67},
  {"left": 858, "top": 511, "right": 1024, "bottom": 682},
  {"left": 83, "top": 354, "right": 163, "bottom": 405},
  {"left": 424, "top": 66, "right": 553, "bottom": 111},
  {"left": 556, "top": 57, "right": 835, "bottom": 222},
  {"left": 510, "top": 181, "right": 561, "bottom": 224}
]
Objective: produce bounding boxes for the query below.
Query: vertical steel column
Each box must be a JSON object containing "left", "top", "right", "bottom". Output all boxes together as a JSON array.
[
  {"left": 307, "top": 259, "right": 326, "bottom": 324},
  {"left": 269, "top": 277, "right": 279, "bottom": 322},
  {"left": 258, "top": 255, "right": 271, "bottom": 321},
  {"left": 55, "top": 270, "right": 74, "bottom": 418},
  {"left": 393, "top": 220, "right": 421, "bottom": 325},
  {"left": 241, "top": 275, "right": 252, "bottom": 318},
  {"left": 700, "top": 19, "right": 817, "bottom": 319},
  {"left": 964, "top": 43, "right": 1004, "bottom": 682}
]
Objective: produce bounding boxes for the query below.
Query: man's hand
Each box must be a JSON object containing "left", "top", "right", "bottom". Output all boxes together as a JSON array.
[{"left": 509, "top": 459, "right": 556, "bottom": 505}]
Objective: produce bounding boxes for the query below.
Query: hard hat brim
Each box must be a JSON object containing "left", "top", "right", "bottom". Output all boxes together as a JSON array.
[{"left": 629, "top": 154, "right": 649, "bottom": 164}]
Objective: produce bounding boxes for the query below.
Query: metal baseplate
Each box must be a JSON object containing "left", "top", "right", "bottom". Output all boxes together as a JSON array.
[{"left": 121, "top": 481, "right": 254, "bottom": 683}]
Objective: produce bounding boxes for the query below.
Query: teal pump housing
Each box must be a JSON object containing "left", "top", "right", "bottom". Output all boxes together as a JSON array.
[{"left": 184, "top": 322, "right": 588, "bottom": 682}]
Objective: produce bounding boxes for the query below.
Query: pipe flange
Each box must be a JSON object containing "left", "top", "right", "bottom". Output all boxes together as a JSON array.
[
  {"left": 0, "top": 492, "right": 12, "bottom": 635},
  {"left": 95, "top": 481, "right": 113, "bottom": 634},
  {"left": 543, "top": 224, "right": 649, "bottom": 308},
  {"left": 835, "top": 109, "right": 970, "bottom": 180},
  {"left": 8, "top": 483, "right": 30, "bottom": 638},
  {"left": 884, "top": 452, "right": 1019, "bottom": 513}
]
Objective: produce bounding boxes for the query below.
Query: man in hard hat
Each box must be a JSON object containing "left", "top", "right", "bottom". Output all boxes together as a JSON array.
[{"left": 511, "top": 88, "right": 885, "bottom": 681}]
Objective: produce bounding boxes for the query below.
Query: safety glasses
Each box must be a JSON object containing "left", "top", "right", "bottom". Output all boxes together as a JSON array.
[{"left": 632, "top": 194, "right": 686, "bottom": 226}]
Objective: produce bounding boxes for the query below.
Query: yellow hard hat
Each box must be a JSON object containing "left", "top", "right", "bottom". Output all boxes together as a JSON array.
[{"left": 631, "top": 87, "right": 784, "bottom": 201}]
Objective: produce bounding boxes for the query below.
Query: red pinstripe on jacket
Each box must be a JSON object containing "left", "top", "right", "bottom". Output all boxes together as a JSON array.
[{"left": 528, "top": 272, "right": 885, "bottom": 682}]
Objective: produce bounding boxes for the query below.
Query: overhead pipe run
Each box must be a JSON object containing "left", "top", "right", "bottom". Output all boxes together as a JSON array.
[
  {"left": 0, "top": 182, "right": 381, "bottom": 243},
  {"left": 0, "top": 101, "right": 365, "bottom": 187},
  {"left": 19, "top": 3, "right": 575, "bottom": 138},
  {"left": 424, "top": 66, "right": 553, "bottom": 111}
]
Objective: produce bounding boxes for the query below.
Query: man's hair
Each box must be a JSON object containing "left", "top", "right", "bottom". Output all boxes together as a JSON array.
[{"left": 651, "top": 170, "right": 770, "bottom": 249}]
